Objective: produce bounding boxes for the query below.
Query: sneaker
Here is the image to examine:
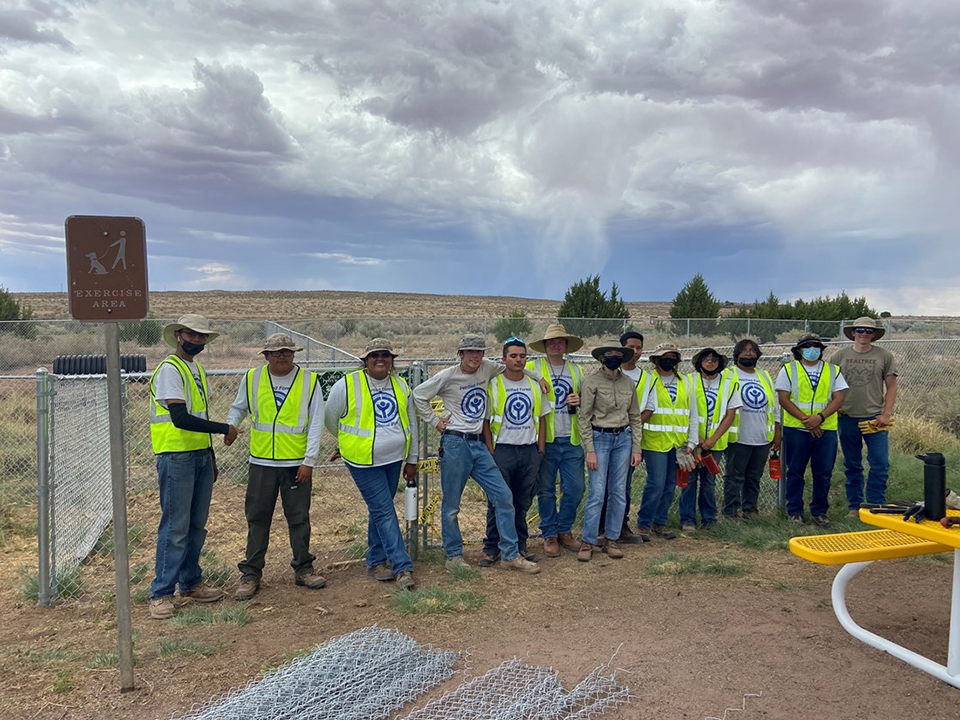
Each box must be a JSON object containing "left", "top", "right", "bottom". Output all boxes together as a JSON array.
[
  {"left": 543, "top": 537, "right": 561, "bottom": 558},
  {"left": 558, "top": 533, "right": 580, "bottom": 552},
  {"left": 636, "top": 527, "right": 652, "bottom": 543},
  {"left": 477, "top": 553, "right": 500, "bottom": 567},
  {"left": 521, "top": 551, "right": 540, "bottom": 563},
  {"left": 395, "top": 571, "right": 415, "bottom": 591},
  {"left": 681, "top": 523, "right": 697, "bottom": 533},
  {"left": 652, "top": 525, "right": 677, "bottom": 540},
  {"left": 367, "top": 563, "right": 394, "bottom": 582},
  {"left": 181, "top": 583, "right": 224, "bottom": 603},
  {"left": 811, "top": 515, "right": 831, "bottom": 528},
  {"left": 602, "top": 540, "right": 624, "bottom": 559},
  {"left": 445, "top": 556, "right": 471, "bottom": 572},
  {"left": 619, "top": 527, "right": 644, "bottom": 545},
  {"left": 295, "top": 571, "right": 327, "bottom": 589},
  {"left": 234, "top": 578, "right": 259, "bottom": 601},
  {"left": 149, "top": 596, "right": 175, "bottom": 620},
  {"left": 789, "top": 515, "right": 806, "bottom": 524},
  {"left": 502, "top": 556, "right": 541, "bottom": 574},
  {"left": 577, "top": 543, "right": 593, "bottom": 563}
]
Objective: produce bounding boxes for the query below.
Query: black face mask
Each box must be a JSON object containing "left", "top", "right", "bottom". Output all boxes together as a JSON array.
[
  {"left": 603, "top": 356, "right": 623, "bottom": 370},
  {"left": 657, "top": 358, "right": 679, "bottom": 371},
  {"left": 738, "top": 357, "right": 758, "bottom": 368},
  {"left": 181, "top": 340, "right": 205, "bottom": 356},
  {"left": 701, "top": 366, "right": 721, "bottom": 377}
]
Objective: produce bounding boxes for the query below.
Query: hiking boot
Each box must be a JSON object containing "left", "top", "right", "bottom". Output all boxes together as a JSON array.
[
  {"left": 543, "top": 536, "right": 561, "bottom": 558},
  {"left": 636, "top": 527, "right": 652, "bottom": 543},
  {"left": 652, "top": 525, "right": 677, "bottom": 540},
  {"left": 602, "top": 540, "right": 624, "bottom": 559},
  {"left": 558, "top": 533, "right": 580, "bottom": 552},
  {"left": 502, "top": 556, "right": 541, "bottom": 574},
  {"left": 478, "top": 553, "right": 500, "bottom": 567},
  {"left": 445, "top": 556, "right": 471, "bottom": 572},
  {"left": 811, "top": 515, "right": 831, "bottom": 528},
  {"left": 577, "top": 543, "right": 593, "bottom": 562},
  {"left": 395, "top": 571, "right": 415, "bottom": 591},
  {"left": 181, "top": 583, "right": 224, "bottom": 603},
  {"left": 789, "top": 515, "right": 806, "bottom": 524},
  {"left": 367, "top": 563, "right": 394, "bottom": 582},
  {"left": 619, "top": 527, "right": 643, "bottom": 545},
  {"left": 521, "top": 551, "right": 540, "bottom": 563},
  {"left": 149, "top": 596, "right": 175, "bottom": 620},
  {"left": 234, "top": 579, "right": 259, "bottom": 601},
  {"left": 681, "top": 523, "right": 697, "bottom": 534},
  {"left": 295, "top": 571, "right": 327, "bottom": 589}
]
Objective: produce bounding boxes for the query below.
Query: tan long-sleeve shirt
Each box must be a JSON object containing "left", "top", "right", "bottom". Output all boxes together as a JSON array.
[{"left": 577, "top": 367, "right": 643, "bottom": 452}]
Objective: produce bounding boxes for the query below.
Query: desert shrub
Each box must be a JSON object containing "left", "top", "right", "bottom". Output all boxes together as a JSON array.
[{"left": 492, "top": 310, "right": 533, "bottom": 343}]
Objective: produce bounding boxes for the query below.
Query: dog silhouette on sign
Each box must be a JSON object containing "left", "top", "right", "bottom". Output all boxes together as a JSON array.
[{"left": 86, "top": 252, "right": 108, "bottom": 274}]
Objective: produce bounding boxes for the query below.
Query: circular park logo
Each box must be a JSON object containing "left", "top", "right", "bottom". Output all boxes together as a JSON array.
[
  {"left": 553, "top": 378, "right": 572, "bottom": 409},
  {"left": 461, "top": 387, "right": 487, "bottom": 419},
  {"left": 504, "top": 391, "right": 533, "bottom": 425},
  {"left": 741, "top": 381, "right": 768, "bottom": 410},
  {"left": 372, "top": 391, "right": 399, "bottom": 424}
]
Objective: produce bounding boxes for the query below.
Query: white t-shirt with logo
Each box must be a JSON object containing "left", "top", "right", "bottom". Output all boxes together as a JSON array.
[
  {"left": 154, "top": 359, "right": 207, "bottom": 415},
  {"left": 490, "top": 376, "right": 551, "bottom": 446},
  {"left": 686, "top": 373, "right": 743, "bottom": 445},
  {"left": 733, "top": 369, "right": 781, "bottom": 446}
]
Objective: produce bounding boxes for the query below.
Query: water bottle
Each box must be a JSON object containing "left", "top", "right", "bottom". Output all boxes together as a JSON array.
[
  {"left": 768, "top": 451, "right": 781, "bottom": 481},
  {"left": 701, "top": 451, "right": 721, "bottom": 475},
  {"left": 404, "top": 478, "right": 419, "bottom": 522},
  {"left": 676, "top": 466, "right": 690, "bottom": 488},
  {"left": 917, "top": 452, "right": 946, "bottom": 521}
]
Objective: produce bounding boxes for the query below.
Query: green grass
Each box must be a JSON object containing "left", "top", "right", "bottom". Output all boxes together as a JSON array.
[
  {"left": 646, "top": 551, "right": 751, "bottom": 577},
  {"left": 131, "top": 587, "right": 150, "bottom": 605},
  {"left": 18, "top": 566, "right": 84, "bottom": 602},
  {"left": 343, "top": 540, "right": 369, "bottom": 560},
  {"left": 25, "top": 646, "right": 80, "bottom": 664},
  {"left": 52, "top": 669, "right": 74, "bottom": 693},
  {"left": 130, "top": 561, "right": 151, "bottom": 586},
  {"left": 85, "top": 651, "right": 120, "bottom": 668},
  {"left": 157, "top": 638, "right": 216, "bottom": 659},
  {"left": 170, "top": 605, "right": 252, "bottom": 628},
  {"left": 391, "top": 585, "right": 485, "bottom": 615},
  {"left": 198, "top": 548, "right": 233, "bottom": 587},
  {"left": 415, "top": 548, "right": 448, "bottom": 566},
  {"left": 447, "top": 562, "right": 480, "bottom": 582},
  {"left": 92, "top": 522, "right": 148, "bottom": 558}
]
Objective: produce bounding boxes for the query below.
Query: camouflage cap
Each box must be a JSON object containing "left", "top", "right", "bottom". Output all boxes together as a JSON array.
[
  {"left": 360, "top": 337, "right": 398, "bottom": 359},
  {"left": 261, "top": 333, "right": 303, "bottom": 354},
  {"left": 458, "top": 333, "right": 487, "bottom": 352}
]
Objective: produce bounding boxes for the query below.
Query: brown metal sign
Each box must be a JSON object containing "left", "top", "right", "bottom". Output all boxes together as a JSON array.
[{"left": 65, "top": 216, "right": 149, "bottom": 321}]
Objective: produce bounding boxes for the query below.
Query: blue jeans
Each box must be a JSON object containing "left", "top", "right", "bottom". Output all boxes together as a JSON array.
[
  {"left": 679, "top": 450, "right": 722, "bottom": 526},
  {"left": 537, "top": 437, "right": 585, "bottom": 538},
  {"left": 150, "top": 449, "right": 215, "bottom": 600},
  {"left": 839, "top": 414, "right": 890, "bottom": 509},
  {"left": 582, "top": 430, "right": 632, "bottom": 545},
  {"left": 439, "top": 434, "right": 519, "bottom": 561},
  {"left": 347, "top": 461, "right": 413, "bottom": 575},
  {"left": 638, "top": 448, "right": 677, "bottom": 530},
  {"left": 783, "top": 427, "right": 838, "bottom": 518}
]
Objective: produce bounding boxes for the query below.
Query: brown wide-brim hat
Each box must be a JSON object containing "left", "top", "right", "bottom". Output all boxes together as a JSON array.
[
  {"left": 260, "top": 333, "right": 303, "bottom": 354},
  {"left": 163, "top": 314, "right": 219, "bottom": 349},
  {"left": 360, "top": 337, "right": 399, "bottom": 359},
  {"left": 843, "top": 316, "right": 886, "bottom": 341},
  {"left": 649, "top": 342, "right": 681, "bottom": 359},
  {"left": 792, "top": 333, "right": 827, "bottom": 351},
  {"left": 529, "top": 323, "right": 584, "bottom": 354},
  {"left": 691, "top": 347, "right": 728, "bottom": 368},
  {"left": 590, "top": 345, "right": 635, "bottom": 363}
]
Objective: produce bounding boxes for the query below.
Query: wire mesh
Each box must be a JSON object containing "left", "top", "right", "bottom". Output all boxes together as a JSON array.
[
  {"left": 171, "top": 625, "right": 459, "bottom": 720},
  {"left": 400, "top": 655, "right": 631, "bottom": 720}
]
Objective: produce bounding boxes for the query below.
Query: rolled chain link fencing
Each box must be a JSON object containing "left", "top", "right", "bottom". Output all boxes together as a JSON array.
[{"left": 1, "top": 317, "right": 958, "bottom": 604}]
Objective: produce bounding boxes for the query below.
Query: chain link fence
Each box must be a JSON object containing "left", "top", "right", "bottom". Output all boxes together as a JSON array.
[{"left": 2, "top": 317, "right": 959, "bottom": 605}]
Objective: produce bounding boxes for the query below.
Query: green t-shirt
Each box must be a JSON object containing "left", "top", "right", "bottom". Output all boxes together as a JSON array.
[{"left": 832, "top": 345, "right": 897, "bottom": 417}]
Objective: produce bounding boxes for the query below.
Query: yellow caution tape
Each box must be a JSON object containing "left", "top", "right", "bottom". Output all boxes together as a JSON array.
[{"left": 417, "top": 457, "right": 440, "bottom": 474}]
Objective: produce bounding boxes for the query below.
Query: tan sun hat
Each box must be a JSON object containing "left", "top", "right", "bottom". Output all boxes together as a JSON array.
[
  {"left": 163, "top": 314, "right": 219, "bottom": 349},
  {"left": 590, "top": 345, "right": 635, "bottom": 363},
  {"left": 529, "top": 323, "right": 584, "bottom": 354},
  {"left": 843, "top": 316, "right": 885, "bottom": 341},
  {"left": 260, "top": 333, "right": 303, "bottom": 354},
  {"left": 360, "top": 337, "right": 398, "bottom": 359},
  {"left": 648, "top": 342, "right": 681, "bottom": 359}
]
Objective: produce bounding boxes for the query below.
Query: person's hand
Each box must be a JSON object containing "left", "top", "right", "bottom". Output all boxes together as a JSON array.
[
  {"left": 402, "top": 463, "right": 417, "bottom": 483},
  {"left": 801, "top": 414, "right": 821, "bottom": 430},
  {"left": 538, "top": 377, "right": 550, "bottom": 394},
  {"left": 811, "top": 426, "right": 824, "bottom": 438},
  {"left": 436, "top": 417, "right": 450, "bottom": 432},
  {"left": 630, "top": 452, "right": 642, "bottom": 468},
  {"left": 586, "top": 451, "right": 598, "bottom": 471},
  {"left": 296, "top": 464, "right": 313, "bottom": 484},
  {"left": 212, "top": 456, "right": 219, "bottom": 483},
  {"left": 701, "top": 437, "right": 716, "bottom": 451},
  {"left": 224, "top": 424, "right": 241, "bottom": 446},
  {"left": 875, "top": 413, "right": 893, "bottom": 427},
  {"left": 328, "top": 448, "right": 341, "bottom": 462},
  {"left": 566, "top": 392, "right": 580, "bottom": 408},
  {"left": 772, "top": 434, "right": 782, "bottom": 452}
]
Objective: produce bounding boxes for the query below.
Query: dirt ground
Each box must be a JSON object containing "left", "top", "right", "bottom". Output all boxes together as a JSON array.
[{"left": 2, "top": 532, "right": 958, "bottom": 720}]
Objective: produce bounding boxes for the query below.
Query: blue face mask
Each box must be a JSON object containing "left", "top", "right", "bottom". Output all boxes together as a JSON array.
[{"left": 801, "top": 347, "right": 821, "bottom": 362}]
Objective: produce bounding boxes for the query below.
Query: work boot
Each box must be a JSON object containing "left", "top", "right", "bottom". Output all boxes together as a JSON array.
[
  {"left": 543, "top": 537, "right": 561, "bottom": 558},
  {"left": 367, "top": 563, "right": 394, "bottom": 581},
  {"left": 395, "top": 572, "right": 415, "bottom": 591},
  {"left": 652, "top": 524, "right": 677, "bottom": 540},
  {"left": 445, "top": 557, "right": 471, "bottom": 572},
  {"left": 181, "top": 583, "right": 224, "bottom": 603},
  {"left": 636, "top": 527, "right": 652, "bottom": 543},
  {"left": 619, "top": 526, "right": 643, "bottom": 545},
  {"left": 502, "top": 556, "right": 541, "bottom": 574},
  {"left": 234, "top": 578, "right": 259, "bottom": 601},
  {"left": 558, "top": 533, "right": 580, "bottom": 552},
  {"left": 577, "top": 543, "right": 593, "bottom": 562},
  {"left": 520, "top": 550, "right": 540, "bottom": 563},
  {"left": 477, "top": 553, "right": 500, "bottom": 567},
  {"left": 602, "top": 540, "right": 624, "bottom": 559},
  {"left": 295, "top": 571, "right": 327, "bottom": 589},
  {"left": 149, "top": 596, "right": 175, "bottom": 620}
]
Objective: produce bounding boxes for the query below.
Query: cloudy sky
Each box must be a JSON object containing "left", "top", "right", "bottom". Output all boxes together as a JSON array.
[{"left": 2, "top": 0, "right": 958, "bottom": 314}]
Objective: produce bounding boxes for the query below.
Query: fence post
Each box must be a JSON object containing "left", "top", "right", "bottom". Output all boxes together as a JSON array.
[
  {"left": 804, "top": 319, "right": 810, "bottom": 333},
  {"left": 746, "top": 318, "right": 751, "bottom": 336},
  {"left": 36, "top": 368, "right": 53, "bottom": 608},
  {"left": 686, "top": 319, "right": 690, "bottom": 340},
  {"left": 405, "top": 362, "right": 421, "bottom": 560}
]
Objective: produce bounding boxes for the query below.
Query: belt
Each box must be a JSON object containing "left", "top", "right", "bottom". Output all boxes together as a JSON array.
[
  {"left": 443, "top": 430, "right": 484, "bottom": 442},
  {"left": 596, "top": 425, "right": 629, "bottom": 434}
]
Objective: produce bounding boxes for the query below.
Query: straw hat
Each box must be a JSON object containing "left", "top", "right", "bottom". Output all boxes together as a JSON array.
[
  {"left": 260, "top": 333, "right": 303, "bottom": 354},
  {"left": 648, "top": 342, "right": 681, "bottom": 359},
  {"left": 843, "top": 316, "right": 886, "bottom": 341},
  {"left": 360, "top": 337, "right": 398, "bottom": 359},
  {"left": 163, "top": 314, "right": 219, "bottom": 349},
  {"left": 529, "top": 324, "right": 584, "bottom": 353},
  {"left": 590, "top": 345, "right": 635, "bottom": 363}
]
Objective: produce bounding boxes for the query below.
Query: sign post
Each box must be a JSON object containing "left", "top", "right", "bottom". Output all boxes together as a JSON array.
[{"left": 65, "top": 216, "right": 149, "bottom": 693}]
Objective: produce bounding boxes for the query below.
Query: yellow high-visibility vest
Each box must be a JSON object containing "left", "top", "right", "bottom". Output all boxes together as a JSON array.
[
  {"left": 635, "top": 368, "right": 657, "bottom": 412},
  {"left": 727, "top": 367, "right": 777, "bottom": 444},
  {"left": 246, "top": 366, "right": 318, "bottom": 461},
  {"left": 149, "top": 354, "right": 212, "bottom": 454},
  {"left": 782, "top": 361, "right": 840, "bottom": 431},
  {"left": 338, "top": 370, "right": 411, "bottom": 466},
  {"left": 686, "top": 371, "right": 738, "bottom": 451},
  {"left": 487, "top": 374, "right": 542, "bottom": 447},
  {"left": 641, "top": 373, "right": 690, "bottom": 452},
  {"left": 527, "top": 358, "right": 581, "bottom": 445}
]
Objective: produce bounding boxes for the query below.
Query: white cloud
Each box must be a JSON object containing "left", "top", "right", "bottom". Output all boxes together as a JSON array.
[{"left": 308, "top": 252, "right": 384, "bottom": 266}]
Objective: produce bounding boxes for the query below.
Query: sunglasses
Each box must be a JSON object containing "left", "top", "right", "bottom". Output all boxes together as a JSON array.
[
  {"left": 853, "top": 328, "right": 876, "bottom": 335},
  {"left": 797, "top": 344, "right": 822, "bottom": 350},
  {"left": 366, "top": 351, "right": 393, "bottom": 360},
  {"left": 505, "top": 337, "right": 525, "bottom": 344},
  {"left": 267, "top": 349, "right": 295, "bottom": 358}
]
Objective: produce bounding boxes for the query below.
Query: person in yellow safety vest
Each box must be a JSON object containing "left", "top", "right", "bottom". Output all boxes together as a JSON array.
[
  {"left": 479, "top": 339, "right": 550, "bottom": 566},
  {"left": 324, "top": 338, "right": 419, "bottom": 591},
  {"left": 776, "top": 333, "right": 848, "bottom": 527},
  {"left": 599, "top": 331, "right": 656, "bottom": 543},
  {"left": 722, "top": 339, "right": 781, "bottom": 521},
  {"left": 679, "top": 348, "right": 741, "bottom": 533},
  {"left": 636, "top": 343, "right": 690, "bottom": 541},
  {"left": 527, "top": 324, "right": 586, "bottom": 558},
  {"left": 227, "top": 333, "right": 327, "bottom": 601},
  {"left": 147, "top": 314, "right": 241, "bottom": 620}
]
